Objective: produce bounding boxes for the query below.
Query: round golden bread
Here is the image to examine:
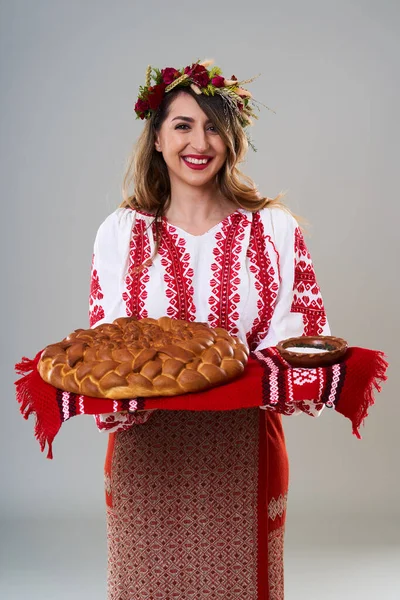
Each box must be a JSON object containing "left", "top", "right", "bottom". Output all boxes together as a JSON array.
[{"left": 38, "top": 316, "right": 249, "bottom": 399}]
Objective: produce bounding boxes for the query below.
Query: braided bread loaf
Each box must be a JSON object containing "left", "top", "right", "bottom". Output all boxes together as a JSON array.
[{"left": 38, "top": 316, "right": 249, "bottom": 399}]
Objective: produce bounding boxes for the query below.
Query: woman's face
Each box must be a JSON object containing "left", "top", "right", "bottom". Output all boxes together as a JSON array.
[{"left": 154, "top": 93, "right": 228, "bottom": 189}]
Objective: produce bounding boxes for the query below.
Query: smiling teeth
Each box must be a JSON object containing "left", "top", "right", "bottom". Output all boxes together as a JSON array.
[{"left": 184, "top": 157, "right": 210, "bottom": 164}]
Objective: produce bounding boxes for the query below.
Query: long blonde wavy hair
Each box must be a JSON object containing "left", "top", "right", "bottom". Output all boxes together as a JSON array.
[{"left": 119, "top": 87, "right": 294, "bottom": 266}]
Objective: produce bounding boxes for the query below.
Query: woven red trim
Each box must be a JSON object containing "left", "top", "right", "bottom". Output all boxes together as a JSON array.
[
  {"left": 104, "top": 433, "right": 116, "bottom": 508},
  {"left": 257, "top": 410, "right": 269, "bottom": 598}
]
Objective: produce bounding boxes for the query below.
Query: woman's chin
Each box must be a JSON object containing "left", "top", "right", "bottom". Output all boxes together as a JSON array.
[{"left": 170, "top": 169, "right": 217, "bottom": 188}]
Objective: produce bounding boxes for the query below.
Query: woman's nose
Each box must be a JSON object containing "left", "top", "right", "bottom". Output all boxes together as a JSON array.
[{"left": 189, "top": 127, "right": 209, "bottom": 152}]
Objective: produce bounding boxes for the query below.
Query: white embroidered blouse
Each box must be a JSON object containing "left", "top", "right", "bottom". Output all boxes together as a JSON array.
[{"left": 89, "top": 206, "right": 330, "bottom": 432}]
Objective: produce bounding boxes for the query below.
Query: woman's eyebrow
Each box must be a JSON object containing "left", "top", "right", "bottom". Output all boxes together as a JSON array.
[{"left": 171, "top": 115, "right": 212, "bottom": 124}]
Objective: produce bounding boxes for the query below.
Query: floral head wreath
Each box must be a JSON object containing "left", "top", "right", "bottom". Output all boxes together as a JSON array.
[{"left": 133, "top": 58, "right": 275, "bottom": 152}]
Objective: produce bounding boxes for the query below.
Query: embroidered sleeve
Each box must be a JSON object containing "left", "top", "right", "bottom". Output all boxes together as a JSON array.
[
  {"left": 290, "top": 226, "right": 329, "bottom": 337},
  {"left": 88, "top": 208, "right": 134, "bottom": 328},
  {"left": 89, "top": 208, "right": 155, "bottom": 431},
  {"left": 94, "top": 410, "right": 156, "bottom": 432},
  {"left": 255, "top": 208, "right": 330, "bottom": 417},
  {"left": 89, "top": 252, "right": 105, "bottom": 327},
  {"left": 259, "top": 395, "right": 325, "bottom": 418}
]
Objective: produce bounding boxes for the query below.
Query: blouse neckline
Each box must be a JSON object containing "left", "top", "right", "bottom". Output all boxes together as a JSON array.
[{"left": 134, "top": 207, "right": 246, "bottom": 238}]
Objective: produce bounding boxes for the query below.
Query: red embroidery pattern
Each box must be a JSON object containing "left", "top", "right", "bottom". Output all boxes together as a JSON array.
[
  {"left": 123, "top": 218, "right": 151, "bottom": 319},
  {"left": 246, "top": 213, "right": 279, "bottom": 351},
  {"left": 94, "top": 411, "right": 153, "bottom": 432},
  {"left": 208, "top": 214, "right": 247, "bottom": 335},
  {"left": 89, "top": 253, "right": 105, "bottom": 327},
  {"left": 157, "top": 221, "right": 196, "bottom": 321},
  {"left": 89, "top": 255, "right": 104, "bottom": 304},
  {"left": 89, "top": 305, "right": 105, "bottom": 327},
  {"left": 290, "top": 227, "right": 327, "bottom": 335}
]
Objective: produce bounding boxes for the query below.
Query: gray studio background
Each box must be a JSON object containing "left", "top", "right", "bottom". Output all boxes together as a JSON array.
[{"left": 1, "top": 1, "right": 399, "bottom": 598}]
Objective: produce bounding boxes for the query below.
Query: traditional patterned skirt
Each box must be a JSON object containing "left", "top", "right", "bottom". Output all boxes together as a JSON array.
[{"left": 104, "top": 409, "right": 289, "bottom": 600}]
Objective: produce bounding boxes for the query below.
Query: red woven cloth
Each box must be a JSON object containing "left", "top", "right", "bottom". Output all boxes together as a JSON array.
[{"left": 14, "top": 346, "right": 388, "bottom": 459}]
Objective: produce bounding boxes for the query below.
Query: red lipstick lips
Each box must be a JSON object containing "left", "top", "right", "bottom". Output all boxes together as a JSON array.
[{"left": 181, "top": 155, "right": 214, "bottom": 170}]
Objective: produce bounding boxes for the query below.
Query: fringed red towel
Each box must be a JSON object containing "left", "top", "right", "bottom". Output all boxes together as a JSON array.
[{"left": 15, "top": 346, "right": 388, "bottom": 459}]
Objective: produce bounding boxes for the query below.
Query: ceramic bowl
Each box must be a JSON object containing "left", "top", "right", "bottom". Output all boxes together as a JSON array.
[{"left": 276, "top": 335, "right": 348, "bottom": 368}]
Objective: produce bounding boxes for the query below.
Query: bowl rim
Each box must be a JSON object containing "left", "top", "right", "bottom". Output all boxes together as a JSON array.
[{"left": 276, "top": 335, "right": 348, "bottom": 358}]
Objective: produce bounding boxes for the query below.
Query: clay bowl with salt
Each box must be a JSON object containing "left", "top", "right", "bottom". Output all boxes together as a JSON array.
[{"left": 276, "top": 336, "right": 348, "bottom": 368}]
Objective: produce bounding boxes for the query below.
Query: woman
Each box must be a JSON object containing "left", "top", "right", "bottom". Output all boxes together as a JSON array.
[{"left": 89, "top": 60, "right": 330, "bottom": 600}]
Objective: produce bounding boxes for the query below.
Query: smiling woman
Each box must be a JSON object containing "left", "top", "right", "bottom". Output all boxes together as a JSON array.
[{"left": 88, "top": 59, "right": 330, "bottom": 600}]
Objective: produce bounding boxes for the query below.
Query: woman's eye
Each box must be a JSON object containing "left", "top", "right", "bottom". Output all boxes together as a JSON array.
[{"left": 175, "top": 124, "right": 218, "bottom": 132}]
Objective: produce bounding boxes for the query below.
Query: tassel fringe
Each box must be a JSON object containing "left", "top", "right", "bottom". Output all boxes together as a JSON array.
[
  {"left": 352, "top": 350, "right": 388, "bottom": 439},
  {"left": 14, "top": 350, "right": 43, "bottom": 417},
  {"left": 14, "top": 349, "right": 55, "bottom": 459},
  {"left": 15, "top": 350, "right": 43, "bottom": 376},
  {"left": 336, "top": 350, "right": 389, "bottom": 439}
]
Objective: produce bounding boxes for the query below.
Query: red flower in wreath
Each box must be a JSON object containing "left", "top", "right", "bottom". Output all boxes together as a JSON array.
[
  {"left": 147, "top": 82, "right": 167, "bottom": 110},
  {"left": 161, "top": 67, "right": 181, "bottom": 85},
  {"left": 134, "top": 98, "right": 150, "bottom": 118},
  {"left": 184, "top": 63, "right": 210, "bottom": 88},
  {"left": 211, "top": 75, "right": 225, "bottom": 88}
]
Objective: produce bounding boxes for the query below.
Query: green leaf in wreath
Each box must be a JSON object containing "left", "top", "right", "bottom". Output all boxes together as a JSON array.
[{"left": 209, "top": 66, "right": 223, "bottom": 78}]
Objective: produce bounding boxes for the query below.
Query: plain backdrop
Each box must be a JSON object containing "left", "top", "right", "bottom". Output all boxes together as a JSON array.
[{"left": 1, "top": 0, "right": 399, "bottom": 593}]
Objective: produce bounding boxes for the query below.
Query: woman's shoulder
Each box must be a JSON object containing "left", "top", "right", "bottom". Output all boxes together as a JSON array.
[
  {"left": 93, "top": 208, "right": 137, "bottom": 253},
  {"left": 96, "top": 206, "right": 138, "bottom": 235},
  {"left": 256, "top": 204, "right": 299, "bottom": 238},
  {"left": 96, "top": 207, "right": 135, "bottom": 229}
]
